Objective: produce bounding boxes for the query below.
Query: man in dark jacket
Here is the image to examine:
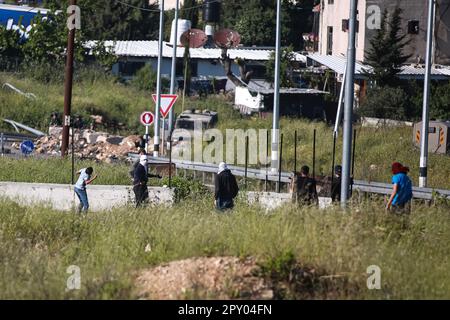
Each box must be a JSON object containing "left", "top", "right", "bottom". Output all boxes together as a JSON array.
[
  {"left": 133, "top": 155, "right": 161, "bottom": 207},
  {"left": 214, "top": 162, "right": 239, "bottom": 211},
  {"left": 291, "top": 165, "right": 318, "bottom": 206},
  {"left": 331, "top": 165, "right": 342, "bottom": 202}
]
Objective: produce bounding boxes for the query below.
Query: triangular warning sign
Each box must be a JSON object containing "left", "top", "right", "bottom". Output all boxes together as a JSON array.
[{"left": 152, "top": 94, "right": 178, "bottom": 118}]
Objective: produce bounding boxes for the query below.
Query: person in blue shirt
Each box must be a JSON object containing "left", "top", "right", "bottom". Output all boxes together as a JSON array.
[
  {"left": 386, "top": 162, "right": 413, "bottom": 214},
  {"left": 74, "top": 167, "right": 98, "bottom": 213}
]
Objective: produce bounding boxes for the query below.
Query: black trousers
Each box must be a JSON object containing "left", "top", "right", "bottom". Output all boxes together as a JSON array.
[{"left": 133, "top": 184, "right": 149, "bottom": 208}]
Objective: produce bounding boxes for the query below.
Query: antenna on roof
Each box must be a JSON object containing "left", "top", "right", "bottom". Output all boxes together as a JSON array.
[
  {"left": 213, "top": 29, "right": 241, "bottom": 49},
  {"left": 180, "top": 28, "right": 208, "bottom": 48}
]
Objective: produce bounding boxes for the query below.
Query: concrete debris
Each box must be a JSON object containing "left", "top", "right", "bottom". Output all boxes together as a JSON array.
[{"left": 12, "top": 127, "right": 152, "bottom": 162}]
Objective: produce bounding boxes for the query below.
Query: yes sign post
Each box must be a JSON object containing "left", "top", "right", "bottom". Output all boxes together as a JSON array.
[
  {"left": 152, "top": 94, "right": 178, "bottom": 156},
  {"left": 140, "top": 111, "right": 155, "bottom": 154}
]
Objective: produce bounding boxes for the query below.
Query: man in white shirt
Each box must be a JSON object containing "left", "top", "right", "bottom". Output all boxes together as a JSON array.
[{"left": 74, "top": 167, "right": 98, "bottom": 213}]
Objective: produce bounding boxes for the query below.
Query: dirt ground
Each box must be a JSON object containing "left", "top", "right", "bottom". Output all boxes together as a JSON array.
[{"left": 134, "top": 256, "right": 274, "bottom": 300}]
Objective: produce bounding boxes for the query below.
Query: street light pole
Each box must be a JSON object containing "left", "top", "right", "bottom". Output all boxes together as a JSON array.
[
  {"left": 340, "top": 0, "right": 357, "bottom": 208},
  {"left": 419, "top": 0, "right": 436, "bottom": 188},
  {"left": 271, "top": 0, "right": 282, "bottom": 173},
  {"left": 61, "top": 0, "right": 77, "bottom": 158},
  {"left": 168, "top": 0, "right": 179, "bottom": 137},
  {"left": 154, "top": 0, "right": 165, "bottom": 157}
]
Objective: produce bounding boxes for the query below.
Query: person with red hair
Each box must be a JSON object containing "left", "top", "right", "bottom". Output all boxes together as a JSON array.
[{"left": 386, "top": 162, "right": 413, "bottom": 213}]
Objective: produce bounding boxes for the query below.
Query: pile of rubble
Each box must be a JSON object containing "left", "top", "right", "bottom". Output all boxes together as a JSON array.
[{"left": 18, "top": 126, "right": 152, "bottom": 163}]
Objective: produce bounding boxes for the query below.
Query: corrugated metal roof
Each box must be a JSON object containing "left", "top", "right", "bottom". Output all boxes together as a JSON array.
[
  {"left": 98, "top": 41, "right": 306, "bottom": 62},
  {"left": 306, "top": 53, "right": 450, "bottom": 80},
  {"left": 306, "top": 53, "right": 370, "bottom": 75},
  {"left": 398, "top": 65, "right": 450, "bottom": 79}
]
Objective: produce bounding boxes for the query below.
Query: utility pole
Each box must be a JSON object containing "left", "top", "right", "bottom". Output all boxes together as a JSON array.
[
  {"left": 61, "top": 0, "right": 77, "bottom": 158},
  {"left": 168, "top": 0, "right": 179, "bottom": 137},
  {"left": 271, "top": 0, "right": 282, "bottom": 173},
  {"left": 154, "top": 0, "right": 165, "bottom": 157},
  {"left": 419, "top": 0, "right": 436, "bottom": 188},
  {"left": 340, "top": 0, "right": 357, "bottom": 208}
]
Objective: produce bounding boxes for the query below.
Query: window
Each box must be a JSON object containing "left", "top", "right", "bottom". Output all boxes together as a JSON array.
[
  {"left": 342, "top": 19, "right": 360, "bottom": 33},
  {"left": 328, "top": 0, "right": 334, "bottom": 4},
  {"left": 327, "top": 26, "right": 333, "bottom": 55},
  {"left": 408, "top": 20, "right": 420, "bottom": 34}
]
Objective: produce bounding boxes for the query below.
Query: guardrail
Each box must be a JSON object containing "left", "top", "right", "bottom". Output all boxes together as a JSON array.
[{"left": 129, "top": 154, "right": 450, "bottom": 201}]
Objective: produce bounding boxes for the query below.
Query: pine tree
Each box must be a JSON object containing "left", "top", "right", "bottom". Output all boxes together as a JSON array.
[
  {"left": 181, "top": 0, "right": 199, "bottom": 28},
  {"left": 365, "top": 8, "right": 411, "bottom": 87}
]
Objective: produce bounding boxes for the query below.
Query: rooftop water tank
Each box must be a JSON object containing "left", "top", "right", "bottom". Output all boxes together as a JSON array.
[
  {"left": 170, "top": 19, "right": 192, "bottom": 47},
  {"left": 203, "top": 0, "right": 221, "bottom": 23}
]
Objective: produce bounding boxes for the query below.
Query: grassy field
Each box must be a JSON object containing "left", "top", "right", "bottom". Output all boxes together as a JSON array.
[
  {"left": 1, "top": 71, "right": 450, "bottom": 189},
  {"left": 0, "top": 198, "right": 449, "bottom": 299}
]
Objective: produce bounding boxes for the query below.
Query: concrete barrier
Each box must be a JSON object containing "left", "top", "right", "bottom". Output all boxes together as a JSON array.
[
  {"left": 0, "top": 182, "right": 175, "bottom": 212},
  {"left": 247, "top": 192, "right": 333, "bottom": 211}
]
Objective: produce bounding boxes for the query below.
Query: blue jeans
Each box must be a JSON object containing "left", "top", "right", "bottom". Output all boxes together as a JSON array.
[
  {"left": 74, "top": 187, "right": 89, "bottom": 213},
  {"left": 216, "top": 198, "right": 234, "bottom": 211}
]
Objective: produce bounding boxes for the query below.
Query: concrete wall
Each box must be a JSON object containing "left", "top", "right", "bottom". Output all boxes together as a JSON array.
[
  {"left": 247, "top": 192, "right": 333, "bottom": 211},
  {"left": 0, "top": 182, "right": 175, "bottom": 212}
]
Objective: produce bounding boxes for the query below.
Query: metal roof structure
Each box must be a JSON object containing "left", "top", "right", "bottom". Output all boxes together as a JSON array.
[
  {"left": 306, "top": 53, "right": 450, "bottom": 80},
  {"left": 94, "top": 40, "right": 306, "bottom": 63},
  {"left": 306, "top": 53, "right": 371, "bottom": 77}
]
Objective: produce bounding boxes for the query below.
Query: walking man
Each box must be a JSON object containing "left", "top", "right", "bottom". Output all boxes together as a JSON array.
[
  {"left": 387, "top": 162, "right": 413, "bottom": 214},
  {"left": 74, "top": 167, "right": 97, "bottom": 213},
  {"left": 133, "top": 155, "right": 161, "bottom": 207},
  {"left": 214, "top": 162, "right": 239, "bottom": 211}
]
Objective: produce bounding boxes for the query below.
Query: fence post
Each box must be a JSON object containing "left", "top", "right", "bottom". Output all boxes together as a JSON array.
[
  {"left": 245, "top": 136, "right": 249, "bottom": 189},
  {"left": 294, "top": 130, "right": 297, "bottom": 173},
  {"left": 277, "top": 134, "right": 283, "bottom": 193},
  {"left": 1, "top": 133, "right": 4, "bottom": 156},
  {"left": 351, "top": 128, "right": 357, "bottom": 195},
  {"left": 265, "top": 129, "right": 269, "bottom": 192},
  {"left": 169, "top": 136, "right": 172, "bottom": 188},
  {"left": 313, "top": 129, "right": 316, "bottom": 178},
  {"left": 331, "top": 133, "right": 337, "bottom": 196}
]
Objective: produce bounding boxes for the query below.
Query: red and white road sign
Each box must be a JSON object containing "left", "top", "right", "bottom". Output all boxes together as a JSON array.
[
  {"left": 140, "top": 111, "right": 155, "bottom": 126},
  {"left": 152, "top": 94, "right": 178, "bottom": 118}
]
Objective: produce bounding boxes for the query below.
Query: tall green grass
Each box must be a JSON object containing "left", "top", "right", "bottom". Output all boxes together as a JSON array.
[{"left": 0, "top": 198, "right": 449, "bottom": 299}]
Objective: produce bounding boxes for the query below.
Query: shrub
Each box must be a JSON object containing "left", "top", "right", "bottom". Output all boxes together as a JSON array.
[{"left": 358, "top": 86, "right": 409, "bottom": 120}]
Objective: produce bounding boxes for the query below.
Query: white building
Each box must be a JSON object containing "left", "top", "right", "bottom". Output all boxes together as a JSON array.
[{"left": 317, "top": 0, "right": 450, "bottom": 65}]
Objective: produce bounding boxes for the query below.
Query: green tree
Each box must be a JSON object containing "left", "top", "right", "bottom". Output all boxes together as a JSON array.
[
  {"left": 0, "top": 26, "right": 23, "bottom": 69},
  {"left": 365, "top": 8, "right": 411, "bottom": 87},
  {"left": 221, "top": 0, "right": 315, "bottom": 50},
  {"left": 43, "top": 0, "right": 160, "bottom": 40},
  {"left": 265, "top": 45, "right": 296, "bottom": 87},
  {"left": 181, "top": 0, "right": 199, "bottom": 28},
  {"left": 359, "top": 86, "right": 409, "bottom": 120},
  {"left": 430, "top": 81, "right": 450, "bottom": 120}
]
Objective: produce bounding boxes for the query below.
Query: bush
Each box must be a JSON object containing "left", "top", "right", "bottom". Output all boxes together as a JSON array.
[
  {"left": 131, "top": 64, "right": 169, "bottom": 92},
  {"left": 359, "top": 86, "right": 409, "bottom": 120}
]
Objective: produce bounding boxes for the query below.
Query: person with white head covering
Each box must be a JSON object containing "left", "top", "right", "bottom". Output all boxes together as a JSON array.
[
  {"left": 132, "top": 154, "right": 162, "bottom": 207},
  {"left": 214, "top": 162, "right": 239, "bottom": 211}
]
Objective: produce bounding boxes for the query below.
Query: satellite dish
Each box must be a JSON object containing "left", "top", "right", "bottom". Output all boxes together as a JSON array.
[
  {"left": 180, "top": 29, "right": 208, "bottom": 48},
  {"left": 213, "top": 29, "right": 241, "bottom": 49}
]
